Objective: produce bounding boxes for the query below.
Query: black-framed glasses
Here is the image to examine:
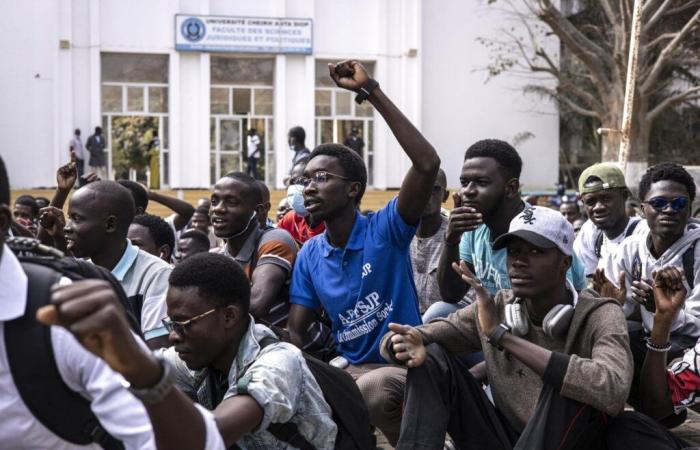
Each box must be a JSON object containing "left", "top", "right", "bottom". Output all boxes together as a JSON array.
[
  {"left": 297, "top": 171, "right": 350, "bottom": 187},
  {"left": 643, "top": 196, "right": 689, "bottom": 212},
  {"left": 162, "top": 308, "right": 217, "bottom": 336}
]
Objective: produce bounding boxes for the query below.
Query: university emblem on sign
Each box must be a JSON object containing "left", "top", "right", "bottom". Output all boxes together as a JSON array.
[{"left": 181, "top": 17, "right": 206, "bottom": 42}]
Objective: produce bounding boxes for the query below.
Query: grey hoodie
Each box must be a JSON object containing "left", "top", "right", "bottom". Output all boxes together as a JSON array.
[{"left": 603, "top": 222, "right": 700, "bottom": 337}]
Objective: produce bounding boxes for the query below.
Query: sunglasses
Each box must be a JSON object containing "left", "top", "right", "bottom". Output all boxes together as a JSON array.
[
  {"left": 643, "top": 196, "right": 689, "bottom": 212},
  {"left": 162, "top": 308, "right": 217, "bottom": 336},
  {"left": 297, "top": 171, "right": 350, "bottom": 187}
]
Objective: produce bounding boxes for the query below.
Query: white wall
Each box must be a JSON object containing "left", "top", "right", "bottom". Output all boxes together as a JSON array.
[{"left": 421, "top": 0, "right": 560, "bottom": 190}]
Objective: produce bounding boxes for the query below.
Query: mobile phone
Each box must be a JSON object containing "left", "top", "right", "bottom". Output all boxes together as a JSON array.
[{"left": 643, "top": 296, "right": 656, "bottom": 313}]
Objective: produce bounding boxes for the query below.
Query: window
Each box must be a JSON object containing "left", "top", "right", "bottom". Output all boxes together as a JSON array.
[
  {"left": 315, "top": 59, "right": 376, "bottom": 186},
  {"left": 101, "top": 53, "right": 169, "bottom": 187},
  {"left": 210, "top": 56, "right": 275, "bottom": 185}
]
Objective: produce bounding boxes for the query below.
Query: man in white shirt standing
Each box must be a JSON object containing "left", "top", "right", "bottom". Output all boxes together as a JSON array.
[
  {"left": 574, "top": 163, "right": 645, "bottom": 279},
  {"left": 0, "top": 156, "right": 156, "bottom": 449},
  {"left": 69, "top": 128, "right": 85, "bottom": 184},
  {"left": 246, "top": 128, "right": 261, "bottom": 180}
]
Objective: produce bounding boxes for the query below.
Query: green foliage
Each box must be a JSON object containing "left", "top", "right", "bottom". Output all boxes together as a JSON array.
[{"left": 111, "top": 116, "right": 158, "bottom": 179}]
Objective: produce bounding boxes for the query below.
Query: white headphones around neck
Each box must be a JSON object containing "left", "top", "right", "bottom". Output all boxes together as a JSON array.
[{"left": 504, "top": 298, "right": 574, "bottom": 338}]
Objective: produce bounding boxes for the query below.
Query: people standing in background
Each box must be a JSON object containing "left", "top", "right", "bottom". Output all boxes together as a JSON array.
[
  {"left": 68, "top": 128, "right": 85, "bottom": 185},
  {"left": 344, "top": 127, "right": 365, "bottom": 157},
  {"left": 559, "top": 199, "right": 582, "bottom": 225},
  {"left": 86, "top": 126, "right": 108, "bottom": 180},
  {"left": 288, "top": 126, "right": 310, "bottom": 166},
  {"left": 246, "top": 128, "right": 261, "bottom": 180},
  {"left": 148, "top": 130, "right": 160, "bottom": 190}
]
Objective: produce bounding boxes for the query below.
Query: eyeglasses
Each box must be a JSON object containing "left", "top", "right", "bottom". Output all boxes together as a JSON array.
[
  {"left": 643, "top": 196, "right": 689, "bottom": 212},
  {"left": 297, "top": 171, "right": 350, "bottom": 187},
  {"left": 162, "top": 308, "right": 217, "bottom": 336}
]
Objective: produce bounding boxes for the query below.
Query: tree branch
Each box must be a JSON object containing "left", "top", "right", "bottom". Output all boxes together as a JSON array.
[
  {"left": 641, "top": 7, "right": 700, "bottom": 93},
  {"left": 644, "top": 0, "right": 674, "bottom": 32},
  {"left": 535, "top": 0, "right": 615, "bottom": 102},
  {"left": 559, "top": 81, "right": 606, "bottom": 116},
  {"left": 646, "top": 85, "right": 700, "bottom": 122},
  {"left": 559, "top": 94, "right": 601, "bottom": 118}
]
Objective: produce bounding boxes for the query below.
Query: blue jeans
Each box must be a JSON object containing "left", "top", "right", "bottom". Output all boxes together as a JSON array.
[
  {"left": 246, "top": 156, "right": 258, "bottom": 179},
  {"left": 422, "top": 301, "right": 464, "bottom": 323}
]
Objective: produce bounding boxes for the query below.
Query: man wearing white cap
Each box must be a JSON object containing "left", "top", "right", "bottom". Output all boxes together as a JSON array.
[{"left": 381, "top": 206, "right": 685, "bottom": 449}]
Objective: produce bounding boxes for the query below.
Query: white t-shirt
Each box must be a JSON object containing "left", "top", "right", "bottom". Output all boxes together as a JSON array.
[
  {"left": 247, "top": 134, "right": 261, "bottom": 159},
  {"left": 574, "top": 217, "right": 646, "bottom": 277}
]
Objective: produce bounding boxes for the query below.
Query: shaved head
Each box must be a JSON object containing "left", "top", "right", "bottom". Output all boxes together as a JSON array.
[{"left": 78, "top": 181, "right": 136, "bottom": 233}]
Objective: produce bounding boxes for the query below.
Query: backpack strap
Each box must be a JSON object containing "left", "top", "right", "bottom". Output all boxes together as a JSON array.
[
  {"left": 5, "top": 262, "right": 123, "bottom": 450},
  {"left": 236, "top": 336, "right": 318, "bottom": 450},
  {"left": 683, "top": 242, "right": 696, "bottom": 288},
  {"left": 594, "top": 232, "right": 604, "bottom": 258},
  {"left": 595, "top": 220, "right": 640, "bottom": 259}
]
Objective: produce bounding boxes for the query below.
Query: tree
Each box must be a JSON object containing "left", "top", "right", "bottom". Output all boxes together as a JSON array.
[{"left": 481, "top": 0, "right": 700, "bottom": 182}]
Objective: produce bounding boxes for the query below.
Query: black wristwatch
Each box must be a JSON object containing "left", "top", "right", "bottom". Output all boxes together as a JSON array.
[
  {"left": 487, "top": 324, "right": 511, "bottom": 350},
  {"left": 355, "top": 79, "right": 379, "bottom": 104}
]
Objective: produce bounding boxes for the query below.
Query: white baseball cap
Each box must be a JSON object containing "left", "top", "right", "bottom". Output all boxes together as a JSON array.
[{"left": 493, "top": 206, "right": 574, "bottom": 256}]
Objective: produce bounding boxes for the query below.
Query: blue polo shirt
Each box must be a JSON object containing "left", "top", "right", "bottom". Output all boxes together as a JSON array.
[{"left": 290, "top": 198, "right": 422, "bottom": 364}]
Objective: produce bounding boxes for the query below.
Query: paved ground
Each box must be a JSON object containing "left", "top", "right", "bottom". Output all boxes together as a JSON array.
[{"left": 372, "top": 409, "right": 700, "bottom": 449}]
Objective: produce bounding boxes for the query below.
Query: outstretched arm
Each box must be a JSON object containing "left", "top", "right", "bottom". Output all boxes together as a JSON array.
[
  {"left": 148, "top": 190, "right": 195, "bottom": 231},
  {"left": 328, "top": 60, "right": 440, "bottom": 225}
]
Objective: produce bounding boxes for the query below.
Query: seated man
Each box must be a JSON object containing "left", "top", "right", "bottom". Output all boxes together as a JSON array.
[
  {"left": 128, "top": 213, "right": 175, "bottom": 263},
  {"left": 0, "top": 156, "right": 156, "bottom": 450},
  {"left": 288, "top": 60, "right": 440, "bottom": 445},
  {"left": 256, "top": 180, "right": 275, "bottom": 229},
  {"left": 432, "top": 140, "right": 586, "bottom": 321},
  {"left": 190, "top": 205, "right": 222, "bottom": 248},
  {"left": 574, "top": 163, "right": 644, "bottom": 279},
  {"left": 14, "top": 194, "right": 39, "bottom": 235},
  {"left": 62, "top": 181, "right": 172, "bottom": 348},
  {"left": 601, "top": 162, "right": 700, "bottom": 405},
  {"left": 640, "top": 267, "right": 700, "bottom": 428},
  {"left": 278, "top": 158, "right": 326, "bottom": 246},
  {"left": 175, "top": 229, "right": 211, "bottom": 264},
  {"left": 383, "top": 206, "right": 682, "bottom": 449},
  {"left": 40, "top": 253, "right": 337, "bottom": 450},
  {"left": 211, "top": 171, "right": 297, "bottom": 327}
]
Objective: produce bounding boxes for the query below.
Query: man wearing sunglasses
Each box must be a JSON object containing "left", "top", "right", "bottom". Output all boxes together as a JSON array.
[
  {"left": 288, "top": 59, "right": 440, "bottom": 446},
  {"left": 602, "top": 162, "right": 700, "bottom": 407}
]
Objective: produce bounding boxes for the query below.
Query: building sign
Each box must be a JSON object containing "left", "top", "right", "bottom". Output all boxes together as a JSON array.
[{"left": 175, "top": 15, "right": 313, "bottom": 54}]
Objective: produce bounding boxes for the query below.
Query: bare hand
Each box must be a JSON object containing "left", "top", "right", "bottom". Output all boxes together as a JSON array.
[
  {"left": 38, "top": 206, "right": 66, "bottom": 237},
  {"left": 80, "top": 171, "right": 101, "bottom": 185},
  {"left": 445, "top": 193, "right": 483, "bottom": 244},
  {"left": 56, "top": 152, "right": 78, "bottom": 191},
  {"left": 652, "top": 267, "right": 686, "bottom": 322},
  {"left": 387, "top": 323, "right": 426, "bottom": 368},
  {"left": 328, "top": 60, "right": 370, "bottom": 92},
  {"left": 38, "top": 280, "right": 158, "bottom": 384},
  {"left": 593, "top": 268, "right": 627, "bottom": 306},
  {"left": 452, "top": 261, "right": 498, "bottom": 335},
  {"left": 631, "top": 278, "right": 654, "bottom": 307}
]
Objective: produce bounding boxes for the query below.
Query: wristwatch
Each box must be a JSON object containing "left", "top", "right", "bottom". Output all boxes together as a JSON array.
[
  {"left": 487, "top": 324, "right": 511, "bottom": 350},
  {"left": 125, "top": 354, "right": 176, "bottom": 405},
  {"left": 355, "top": 79, "right": 379, "bottom": 104}
]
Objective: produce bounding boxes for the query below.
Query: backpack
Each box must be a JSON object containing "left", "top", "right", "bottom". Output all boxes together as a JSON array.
[
  {"left": 4, "top": 237, "right": 141, "bottom": 449},
  {"left": 593, "top": 219, "right": 640, "bottom": 258},
  {"left": 237, "top": 337, "right": 376, "bottom": 450}
]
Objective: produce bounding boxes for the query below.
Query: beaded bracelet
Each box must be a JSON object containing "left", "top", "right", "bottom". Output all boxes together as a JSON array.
[{"left": 645, "top": 337, "right": 672, "bottom": 353}]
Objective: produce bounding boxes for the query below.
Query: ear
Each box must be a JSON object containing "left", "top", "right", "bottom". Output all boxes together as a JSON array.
[
  {"left": 561, "top": 254, "right": 572, "bottom": 276},
  {"left": 222, "top": 305, "right": 243, "bottom": 329},
  {"left": 105, "top": 215, "right": 118, "bottom": 233},
  {"left": 159, "top": 244, "right": 172, "bottom": 261},
  {"left": 347, "top": 181, "right": 361, "bottom": 203},
  {"left": 504, "top": 178, "right": 520, "bottom": 199}
]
